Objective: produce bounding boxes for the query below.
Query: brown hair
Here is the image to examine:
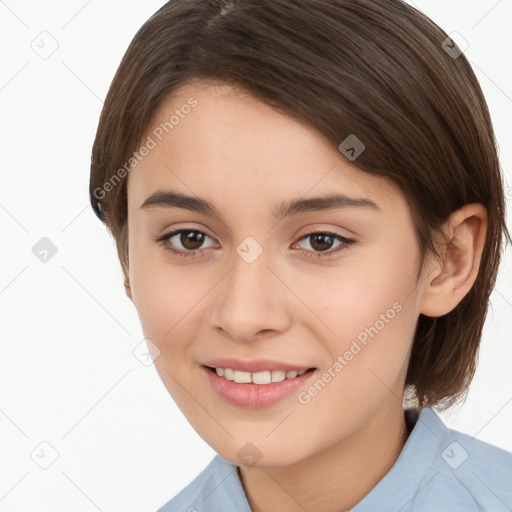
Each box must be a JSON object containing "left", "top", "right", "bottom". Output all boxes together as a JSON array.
[{"left": 90, "top": 0, "right": 510, "bottom": 411}]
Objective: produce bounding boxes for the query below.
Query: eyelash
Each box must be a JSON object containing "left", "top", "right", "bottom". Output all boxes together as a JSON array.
[{"left": 156, "top": 229, "right": 356, "bottom": 260}]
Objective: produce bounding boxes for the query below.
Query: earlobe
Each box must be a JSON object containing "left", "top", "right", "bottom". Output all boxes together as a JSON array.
[
  {"left": 420, "top": 203, "right": 487, "bottom": 318},
  {"left": 124, "top": 275, "right": 133, "bottom": 300}
]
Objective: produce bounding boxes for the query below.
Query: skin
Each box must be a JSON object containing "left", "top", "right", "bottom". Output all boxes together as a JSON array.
[{"left": 123, "top": 81, "right": 487, "bottom": 512}]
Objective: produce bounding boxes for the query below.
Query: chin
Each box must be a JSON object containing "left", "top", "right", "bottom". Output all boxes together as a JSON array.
[{"left": 217, "top": 442, "right": 312, "bottom": 469}]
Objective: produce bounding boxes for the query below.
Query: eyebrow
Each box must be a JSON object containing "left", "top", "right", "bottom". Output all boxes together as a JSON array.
[{"left": 140, "top": 189, "right": 380, "bottom": 219}]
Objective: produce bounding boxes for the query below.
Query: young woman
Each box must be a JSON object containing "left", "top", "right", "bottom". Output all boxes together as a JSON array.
[{"left": 89, "top": 1, "right": 512, "bottom": 510}]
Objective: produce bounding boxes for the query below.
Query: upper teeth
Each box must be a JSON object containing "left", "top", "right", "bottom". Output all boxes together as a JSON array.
[{"left": 215, "top": 367, "right": 308, "bottom": 384}]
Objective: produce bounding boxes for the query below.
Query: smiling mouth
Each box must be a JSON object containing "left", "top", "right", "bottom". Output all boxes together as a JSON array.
[{"left": 205, "top": 365, "right": 316, "bottom": 385}]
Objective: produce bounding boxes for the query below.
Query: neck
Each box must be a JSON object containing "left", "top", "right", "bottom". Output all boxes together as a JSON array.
[{"left": 238, "top": 397, "right": 409, "bottom": 512}]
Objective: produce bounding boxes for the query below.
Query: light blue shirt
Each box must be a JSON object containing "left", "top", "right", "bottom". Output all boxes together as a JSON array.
[{"left": 157, "top": 406, "right": 512, "bottom": 511}]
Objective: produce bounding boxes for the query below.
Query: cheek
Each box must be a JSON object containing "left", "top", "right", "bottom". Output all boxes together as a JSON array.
[
  {"left": 292, "top": 271, "right": 418, "bottom": 434},
  {"left": 290, "top": 239, "right": 420, "bottom": 381},
  {"left": 312, "top": 283, "right": 416, "bottom": 381},
  {"left": 297, "top": 246, "right": 418, "bottom": 336},
  {"left": 128, "top": 237, "right": 194, "bottom": 347},
  {"left": 131, "top": 268, "right": 198, "bottom": 344},
  {"left": 128, "top": 247, "right": 224, "bottom": 375}
]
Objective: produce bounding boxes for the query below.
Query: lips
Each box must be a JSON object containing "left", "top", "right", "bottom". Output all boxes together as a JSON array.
[{"left": 199, "top": 357, "right": 318, "bottom": 409}]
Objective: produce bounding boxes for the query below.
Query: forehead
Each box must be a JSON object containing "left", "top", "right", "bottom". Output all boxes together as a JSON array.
[{"left": 127, "top": 81, "right": 404, "bottom": 215}]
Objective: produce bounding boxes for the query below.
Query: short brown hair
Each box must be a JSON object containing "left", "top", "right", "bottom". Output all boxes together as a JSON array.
[{"left": 89, "top": 0, "right": 510, "bottom": 410}]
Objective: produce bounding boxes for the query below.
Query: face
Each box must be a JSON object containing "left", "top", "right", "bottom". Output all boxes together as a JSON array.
[{"left": 125, "top": 81, "right": 428, "bottom": 467}]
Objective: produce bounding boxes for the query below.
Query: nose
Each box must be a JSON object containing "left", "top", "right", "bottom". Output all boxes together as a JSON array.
[{"left": 208, "top": 249, "right": 292, "bottom": 342}]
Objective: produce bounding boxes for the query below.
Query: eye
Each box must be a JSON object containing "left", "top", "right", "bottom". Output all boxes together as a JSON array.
[
  {"left": 156, "top": 228, "right": 356, "bottom": 260},
  {"left": 292, "top": 231, "right": 356, "bottom": 259},
  {"left": 156, "top": 229, "right": 217, "bottom": 258}
]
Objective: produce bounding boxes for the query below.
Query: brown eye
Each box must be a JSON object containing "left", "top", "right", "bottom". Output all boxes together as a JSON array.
[
  {"left": 308, "top": 233, "right": 335, "bottom": 252},
  {"left": 179, "top": 230, "right": 205, "bottom": 250},
  {"left": 293, "top": 231, "right": 356, "bottom": 259},
  {"left": 156, "top": 229, "right": 217, "bottom": 258}
]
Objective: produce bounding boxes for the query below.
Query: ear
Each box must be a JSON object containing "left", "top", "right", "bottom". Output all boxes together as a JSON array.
[
  {"left": 420, "top": 203, "right": 487, "bottom": 318},
  {"left": 124, "top": 274, "right": 133, "bottom": 300}
]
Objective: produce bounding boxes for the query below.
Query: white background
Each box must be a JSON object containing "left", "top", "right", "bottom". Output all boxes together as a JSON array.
[{"left": 0, "top": 1, "right": 511, "bottom": 511}]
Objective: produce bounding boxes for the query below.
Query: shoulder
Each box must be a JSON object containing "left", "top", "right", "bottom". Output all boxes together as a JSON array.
[
  {"left": 409, "top": 407, "right": 512, "bottom": 511},
  {"left": 351, "top": 406, "right": 512, "bottom": 512},
  {"left": 437, "top": 421, "right": 512, "bottom": 504},
  {"left": 155, "top": 454, "right": 251, "bottom": 512}
]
